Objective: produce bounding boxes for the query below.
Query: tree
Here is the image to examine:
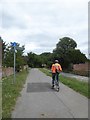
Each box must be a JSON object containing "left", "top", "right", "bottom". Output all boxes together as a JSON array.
[
  {"left": 2, "top": 42, "right": 9, "bottom": 67},
  {"left": 40, "top": 52, "right": 53, "bottom": 68},
  {"left": 3, "top": 42, "right": 25, "bottom": 72},
  {"left": 68, "top": 49, "right": 87, "bottom": 64},
  {"left": 53, "top": 37, "right": 77, "bottom": 55},
  {"left": 15, "top": 43, "right": 26, "bottom": 71},
  {"left": 53, "top": 37, "right": 87, "bottom": 69},
  {"left": 27, "top": 52, "right": 42, "bottom": 68}
]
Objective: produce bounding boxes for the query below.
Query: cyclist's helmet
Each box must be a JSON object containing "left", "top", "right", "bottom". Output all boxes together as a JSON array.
[{"left": 55, "top": 60, "right": 59, "bottom": 63}]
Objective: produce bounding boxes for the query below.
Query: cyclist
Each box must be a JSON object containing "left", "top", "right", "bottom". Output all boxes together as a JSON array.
[
  {"left": 51, "top": 60, "right": 62, "bottom": 90},
  {"left": 51, "top": 63, "right": 56, "bottom": 89}
]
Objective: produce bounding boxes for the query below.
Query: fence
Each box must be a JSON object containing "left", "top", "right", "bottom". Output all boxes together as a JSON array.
[
  {"left": 73, "top": 62, "right": 90, "bottom": 76},
  {"left": 73, "top": 62, "right": 89, "bottom": 71},
  {"left": 2, "top": 67, "right": 14, "bottom": 77},
  {"left": 2, "top": 65, "right": 28, "bottom": 78}
]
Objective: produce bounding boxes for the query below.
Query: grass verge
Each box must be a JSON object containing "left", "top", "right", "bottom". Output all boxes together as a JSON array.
[
  {"left": 2, "top": 70, "right": 29, "bottom": 118},
  {"left": 39, "top": 68, "right": 89, "bottom": 98}
]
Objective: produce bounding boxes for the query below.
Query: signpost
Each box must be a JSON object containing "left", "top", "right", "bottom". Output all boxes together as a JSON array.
[
  {"left": 11, "top": 42, "right": 24, "bottom": 83},
  {"left": 11, "top": 42, "right": 17, "bottom": 83}
]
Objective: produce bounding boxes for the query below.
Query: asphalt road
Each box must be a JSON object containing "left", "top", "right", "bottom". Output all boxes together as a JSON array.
[{"left": 12, "top": 68, "right": 88, "bottom": 118}]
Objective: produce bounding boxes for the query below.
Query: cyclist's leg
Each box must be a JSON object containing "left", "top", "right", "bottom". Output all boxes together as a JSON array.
[
  {"left": 56, "top": 72, "right": 59, "bottom": 87},
  {"left": 52, "top": 73, "right": 55, "bottom": 88}
]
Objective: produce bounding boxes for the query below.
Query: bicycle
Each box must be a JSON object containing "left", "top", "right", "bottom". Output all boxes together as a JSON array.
[
  {"left": 54, "top": 78, "right": 60, "bottom": 92},
  {"left": 51, "top": 74, "right": 60, "bottom": 92},
  {"left": 50, "top": 69, "right": 60, "bottom": 92}
]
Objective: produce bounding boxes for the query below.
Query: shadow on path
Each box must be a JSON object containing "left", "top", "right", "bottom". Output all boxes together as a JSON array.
[{"left": 27, "top": 82, "right": 53, "bottom": 93}]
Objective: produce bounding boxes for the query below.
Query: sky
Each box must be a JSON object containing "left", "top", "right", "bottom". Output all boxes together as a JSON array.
[{"left": 0, "top": 0, "right": 89, "bottom": 58}]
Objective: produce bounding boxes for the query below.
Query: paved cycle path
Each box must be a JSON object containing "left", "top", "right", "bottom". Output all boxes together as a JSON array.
[{"left": 12, "top": 68, "right": 88, "bottom": 118}]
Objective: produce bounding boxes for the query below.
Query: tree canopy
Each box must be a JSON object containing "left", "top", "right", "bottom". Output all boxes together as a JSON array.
[
  {"left": 27, "top": 52, "right": 42, "bottom": 68},
  {"left": 53, "top": 37, "right": 87, "bottom": 69},
  {"left": 2, "top": 40, "right": 26, "bottom": 72},
  {"left": 1, "top": 36, "right": 88, "bottom": 71}
]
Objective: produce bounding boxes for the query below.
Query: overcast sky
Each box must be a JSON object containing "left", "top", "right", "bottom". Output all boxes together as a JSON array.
[{"left": 0, "top": 0, "right": 88, "bottom": 57}]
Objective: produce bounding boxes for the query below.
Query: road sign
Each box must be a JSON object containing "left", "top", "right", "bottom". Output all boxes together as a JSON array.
[
  {"left": 11, "top": 42, "right": 17, "bottom": 83},
  {"left": 10, "top": 42, "right": 24, "bottom": 83},
  {"left": 15, "top": 46, "right": 24, "bottom": 50},
  {"left": 11, "top": 42, "right": 17, "bottom": 47}
]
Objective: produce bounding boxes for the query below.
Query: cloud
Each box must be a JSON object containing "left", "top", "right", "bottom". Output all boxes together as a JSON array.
[
  {"left": 20, "top": 34, "right": 57, "bottom": 54},
  {"left": 2, "top": 3, "right": 30, "bottom": 29},
  {"left": 2, "top": 12, "right": 27, "bottom": 29},
  {"left": 0, "top": 0, "right": 88, "bottom": 58}
]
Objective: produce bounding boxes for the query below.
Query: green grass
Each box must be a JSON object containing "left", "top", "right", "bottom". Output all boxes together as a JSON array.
[
  {"left": 2, "top": 70, "right": 28, "bottom": 118},
  {"left": 39, "top": 68, "right": 89, "bottom": 98}
]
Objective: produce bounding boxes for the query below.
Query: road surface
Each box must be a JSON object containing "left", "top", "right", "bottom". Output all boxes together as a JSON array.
[{"left": 12, "top": 68, "right": 88, "bottom": 118}]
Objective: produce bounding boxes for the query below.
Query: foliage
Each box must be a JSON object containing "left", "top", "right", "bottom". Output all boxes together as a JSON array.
[
  {"left": 2, "top": 41, "right": 26, "bottom": 72},
  {"left": 40, "top": 52, "right": 53, "bottom": 68},
  {"left": 68, "top": 49, "right": 87, "bottom": 64},
  {"left": 27, "top": 37, "right": 87, "bottom": 70},
  {"left": 27, "top": 52, "right": 53, "bottom": 68},
  {"left": 53, "top": 37, "right": 87, "bottom": 69},
  {"left": 27, "top": 52, "right": 42, "bottom": 67},
  {"left": 2, "top": 40, "right": 8, "bottom": 66},
  {"left": 1, "top": 36, "right": 88, "bottom": 71}
]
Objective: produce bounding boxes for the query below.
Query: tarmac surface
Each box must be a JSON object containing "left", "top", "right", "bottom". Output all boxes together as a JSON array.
[{"left": 12, "top": 68, "right": 88, "bottom": 118}]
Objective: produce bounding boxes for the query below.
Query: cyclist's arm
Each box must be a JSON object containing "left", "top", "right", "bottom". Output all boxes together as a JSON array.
[{"left": 59, "top": 65, "right": 62, "bottom": 72}]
